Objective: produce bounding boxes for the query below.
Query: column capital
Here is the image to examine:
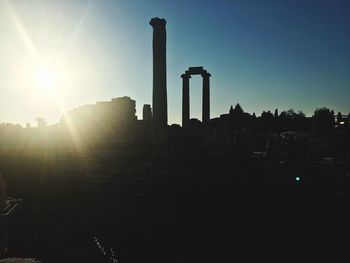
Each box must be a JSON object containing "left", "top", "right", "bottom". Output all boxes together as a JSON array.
[
  {"left": 150, "top": 17, "right": 167, "bottom": 28},
  {"left": 201, "top": 71, "right": 211, "bottom": 78},
  {"left": 181, "top": 73, "right": 191, "bottom": 79}
]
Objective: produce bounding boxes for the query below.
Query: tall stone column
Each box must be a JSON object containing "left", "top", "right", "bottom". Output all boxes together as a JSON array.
[
  {"left": 150, "top": 17, "right": 167, "bottom": 155},
  {"left": 202, "top": 71, "right": 211, "bottom": 124},
  {"left": 181, "top": 74, "right": 191, "bottom": 127},
  {"left": 150, "top": 17, "right": 167, "bottom": 127}
]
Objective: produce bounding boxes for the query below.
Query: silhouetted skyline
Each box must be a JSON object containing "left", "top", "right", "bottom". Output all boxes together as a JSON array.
[
  {"left": 0, "top": 12, "right": 349, "bottom": 261},
  {"left": 0, "top": 0, "right": 349, "bottom": 126}
]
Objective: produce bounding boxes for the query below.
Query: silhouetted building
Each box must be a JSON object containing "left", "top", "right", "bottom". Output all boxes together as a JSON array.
[
  {"left": 60, "top": 96, "right": 138, "bottom": 147},
  {"left": 143, "top": 104, "right": 152, "bottom": 121},
  {"left": 62, "top": 96, "right": 136, "bottom": 125},
  {"left": 35, "top": 117, "right": 47, "bottom": 128},
  {"left": 209, "top": 105, "right": 253, "bottom": 152},
  {"left": 111, "top": 96, "right": 137, "bottom": 121}
]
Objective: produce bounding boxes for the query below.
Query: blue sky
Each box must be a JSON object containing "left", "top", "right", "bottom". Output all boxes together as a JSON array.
[{"left": 0, "top": 0, "right": 349, "bottom": 125}]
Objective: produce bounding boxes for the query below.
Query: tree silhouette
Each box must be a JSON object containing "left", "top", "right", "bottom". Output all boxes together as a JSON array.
[
  {"left": 286, "top": 109, "right": 297, "bottom": 119},
  {"left": 274, "top": 109, "right": 308, "bottom": 132},
  {"left": 257, "top": 110, "right": 274, "bottom": 132},
  {"left": 295, "top": 110, "right": 307, "bottom": 130},
  {"left": 337, "top": 112, "right": 342, "bottom": 123},
  {"left": 312, "top": 107, "right": 335, "bottom": 134},
  {"left": 277, "top": 110, "right": 288, "bottom": 131},
  {"left": 229, "top": 105, "right": 234, "bottom": 114},
  {"left": 233, "top": 103, "right": 243, "bottom": 114},
  {"left": 297, "top": 111, "right": 305, "bottom": 118},
  {"left": 229, "top": 103, "right": 244, "bottom": 128}
]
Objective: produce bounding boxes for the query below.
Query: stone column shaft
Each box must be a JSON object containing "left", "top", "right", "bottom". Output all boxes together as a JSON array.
[
  {"left": 202, "top": 73, "right": 210, "bottom": 124},
  {"left": 150, "top": 18, "right": 167, "bottom": 127},
  {"left": 182, "top": 74, "right": 190, "bottom": 127}
]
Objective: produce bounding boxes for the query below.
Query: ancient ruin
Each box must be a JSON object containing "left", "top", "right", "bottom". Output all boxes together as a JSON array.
[
  {"left": 181, "top": 67, "right": 211, "bottom": 127},
  {"left": 150, "top": 17, "right": 167, "bottom": 127}
]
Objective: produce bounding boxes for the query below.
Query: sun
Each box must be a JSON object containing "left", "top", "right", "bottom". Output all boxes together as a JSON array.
[{"left": 36, "top": 67, "right": 57, "bottom": 91}]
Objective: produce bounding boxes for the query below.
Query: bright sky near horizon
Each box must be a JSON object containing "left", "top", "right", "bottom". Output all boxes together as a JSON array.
[{"left": 0, "top": 0, "right": 349, "bottom": 126}]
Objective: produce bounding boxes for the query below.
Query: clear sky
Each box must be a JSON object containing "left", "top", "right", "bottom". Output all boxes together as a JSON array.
[{"left": 0, "top": 0, "right": 349, "bottom": 126}]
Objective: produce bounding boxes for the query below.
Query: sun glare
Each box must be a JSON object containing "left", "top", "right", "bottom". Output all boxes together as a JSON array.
[
  {"left": 3, "top": 0, "right": 102, "bottom": 126},
  {"left": 36, "top": 67, "right": 56, "bottom": 91}
]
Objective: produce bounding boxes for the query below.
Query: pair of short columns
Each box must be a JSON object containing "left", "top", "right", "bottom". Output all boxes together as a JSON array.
[{"left": 182, "top": 72, "right": 211, "bottom": 127}]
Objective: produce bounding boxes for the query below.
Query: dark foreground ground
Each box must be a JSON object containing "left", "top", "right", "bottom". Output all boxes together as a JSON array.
[{"left": 3, "top": 152, "right": 350, "bottom": 262}]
